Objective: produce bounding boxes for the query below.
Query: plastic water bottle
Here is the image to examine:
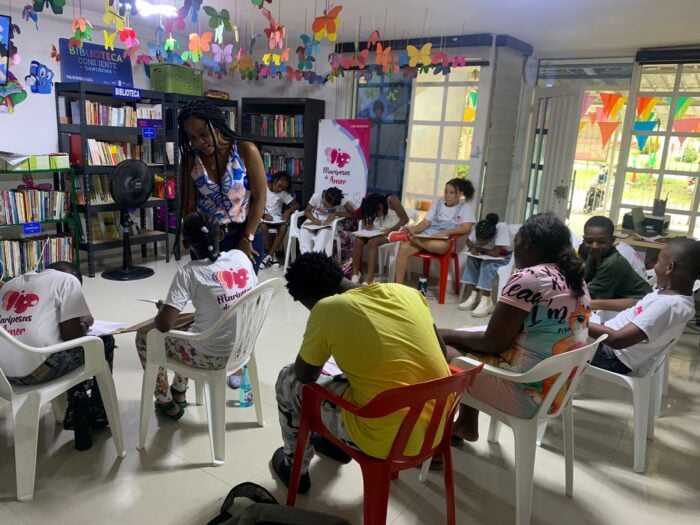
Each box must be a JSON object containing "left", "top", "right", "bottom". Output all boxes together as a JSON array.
[
  {"left": 239, "top": 365, "right": 253, "bottom": 407},
  {"left": 418, "top": 276, "right": 428, "bottom": 296}
]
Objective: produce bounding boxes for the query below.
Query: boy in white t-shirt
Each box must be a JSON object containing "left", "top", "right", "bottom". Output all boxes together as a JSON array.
[
  {"left": 135, "top": 211, "right": 257, "bottom": 419},
  {"left": 261, "top": 172, "right": 299, "bottom": 269},
  {"left": 589, "top": 238, "right": 698, "bottom": 375},
  {"left": 298, "top": 187, "right": 355, "bottom": 256}
]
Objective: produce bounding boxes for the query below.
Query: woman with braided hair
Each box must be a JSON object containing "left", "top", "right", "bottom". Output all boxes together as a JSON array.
[
  {"left": 134, "top": 211, "right": 257, "bottom": 419},
  {"left": 177, "top": 99, "right": 267, "bottom": 272}
]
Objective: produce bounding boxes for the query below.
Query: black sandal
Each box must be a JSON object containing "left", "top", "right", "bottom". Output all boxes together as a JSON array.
[
  {"left": 155, "top": 401, "right": 185, "bottom": 421},
  {"left": 170, "top": 386, "right": 188, "bottom": 408}
]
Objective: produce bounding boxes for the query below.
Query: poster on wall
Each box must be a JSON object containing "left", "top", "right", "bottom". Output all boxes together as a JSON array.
[
  {"left": 58, "top": 38, "right": 134, "bottom": 87},
  {"left": 314, "top": 119, "right": 371, "bottom": 208},
  {"left": 0, "top": 15, "right": 10, "bottom": 86}
]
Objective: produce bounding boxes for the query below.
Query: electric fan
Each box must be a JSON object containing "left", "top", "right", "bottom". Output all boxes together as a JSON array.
[{"left": 102, "top": 159, "right": 156, "bottom": 281}]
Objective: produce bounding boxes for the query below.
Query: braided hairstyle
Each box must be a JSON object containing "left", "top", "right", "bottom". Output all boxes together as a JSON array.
[
  {"left": 445, "top": 178, "right": 475, "bottom": 200},
  {"left": 518, "top": 213, "right": 586, "bottom": 298},
  {"left": 476, "top": 213, "right": 499, "bottom": 242},
  {"left": 360, "top": 193, "right": 388, "bottom": 224},
  {"left": 182, "top": 211, "right": 221, "bottom": 262},
  {"left": 323, "top": 186, "right": 344, "bottom": 207}
]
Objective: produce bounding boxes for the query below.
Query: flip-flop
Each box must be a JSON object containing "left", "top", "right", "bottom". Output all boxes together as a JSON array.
[{"left": 155, "top": 401, "right": 185, "bottom": 421}]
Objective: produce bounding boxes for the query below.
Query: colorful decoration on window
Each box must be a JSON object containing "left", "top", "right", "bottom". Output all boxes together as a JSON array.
[
  {"left": 407, "top": 42, "right": 431, "bottom": 68},
  {"left": 312, "top": 4, "right": 342, "bottom": 42},
  {"left": 597, "top": 121, "right": 621, "bottom": 149},
  {"left": 22, "top": 5, "right": 39, "bottom": 30},
  {"left": 632, "top": 120, "right": 658, "bottom": 151},
  {"left": 673, "top": 96, "right": 694, "bottom": 119}
]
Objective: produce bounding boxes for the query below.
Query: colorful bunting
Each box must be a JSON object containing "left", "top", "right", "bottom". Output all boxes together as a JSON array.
[
  {"left": 463, "top": 107, "right": 476, "bottom": 123},
  {"left": 674, "top": 97, "right": 694, "bottom": 120},
  {"left": 632, "top": 121, "right": 658, "bottom": 151},
  {"left": 597, "top": 121, "right": 621, "bottom": 149},
  {"left": 609, "top": 96, "right": 627, "bottom": 120},
  {"left": 581, "top": 93, "right": 595, "bottom": 117},
  {"left": 579, "top": 120, "right": 587, "bottom": 133},
  {"left": 636, "top": 96, "right": 660, "bottom": 121},
  {"left": 469, "top": 91, "right": 478, "bottom": 108},
  {"left": 589, "top": 107, "right": 605, "bottom": 125},
  {"left": 600, "top": 92, "right": 624, "bottom": 120}
]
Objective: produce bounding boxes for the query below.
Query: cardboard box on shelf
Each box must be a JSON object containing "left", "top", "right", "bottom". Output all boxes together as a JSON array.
[
  {"left": 49, "top": 154, "right": 70, "bottom": 169},
  {"left": 29, "top": 155, "right": 50, "bottom": 170}
]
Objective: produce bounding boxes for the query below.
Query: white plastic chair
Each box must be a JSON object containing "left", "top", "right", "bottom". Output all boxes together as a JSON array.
[
  {"left": 378, "top": 209, "right": 419, "bottom": 276},
  {"left": 0, "top": 330, "right": 126, "bottom": 501},
  {"left": 450, "top": 335, "right": 606, "bottom": 525},
  {"left": 615, "top": 242, "right": 647, "bottom": 279},
  {"left": 138, "top": 278, "right": 283, "bottom": 466},
  {"left": 284, "top": 211, "right": 342, "bottom": 270}
]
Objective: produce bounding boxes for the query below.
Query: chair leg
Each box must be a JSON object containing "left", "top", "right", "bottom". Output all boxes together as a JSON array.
[
  {"left": 418, "top": 458, "right": 431, "bottom": 482},
  {"left": 11, "top": 394, "right": 41, "bottom": 501},
  {"left": 437, "top": 257, "right": 450, "bottom": 304},
  {"left": 360, "top": 464, "right": 392, "bottom": 525},
  {"left": 563, "top": 405, "right": 574, "bottom": 497},
  {"left": 195, "top": 381, "right": 205, "bottom": 405},
  {"left": 536, "top": 421, "right": 548, "bottom": 447},
  {"left": 661, "top": 358, "right": 669, "bottom": 396},
  {"left": 247, "top": 354, "right": 265, "bottom": 427},
  {"left": 287, "top": 419, "right": 313, "bottom": 506},
  {"left": 95, "top": 370, "right": 126, "bottom": 458},
  {"left": 631, "top": 382, "right": 650, "bottom": 473},
  {"left": 204, "top": 377, "right": 227, "bottom": 466},
  {"left": 442, "top": 446, "right": 457, "bottom": 525},
  {"left": 51, "top": 393, "right": 67, "bottom": 424},
  {"left": 648, "top": 375, "right": 658, "bottom": 440},
  {"left": 452, "top": 255, "right": 460, "bottom": 295},
  {"left": 138, "top": 363, "right": 159, "bottom": 450},
  {"left": 487, "top": 418, "right": 502, "bottom": 443},
  {"left": 513, "top": 423, "right": 538, "bottom": 525}
]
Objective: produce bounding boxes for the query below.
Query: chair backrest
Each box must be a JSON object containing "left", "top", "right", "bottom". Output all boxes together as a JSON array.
[
  {"left": 511, "top": 335, "right": 607, "bottom": 421},
  {"left": 288, "top": 210, "right": 303, "bottom": 238},
  {"left": 508, "top": 223, "right": 522, "bottom": 237},
  {"left": 496, "top": 257, "right": 515, "bottom": 297},
  {"left": 615, "top": 242, "right": 647, "bottom": 278},
  {"left": 638, "top": 338, "right": 675, "bottom": 378},
  {"left": 343, "top": 365, "right": 483, "bottom": 464},
  {"left": 406, "top": 209, "right": 419, "bottom": 224}
]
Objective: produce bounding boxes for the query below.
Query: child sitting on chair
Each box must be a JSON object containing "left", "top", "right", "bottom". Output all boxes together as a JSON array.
[
  {"left": 393, "top": 178, "right": 476, "bottom": 285},
  {"left": 135, "top": 211, "right": 257, "bottom": 420},
  {"left": 588, "top": 238, "right": 697, "bottom": 375},
  {"left": 458, "top": 213, "right": 512, "bottom": 317},
  {"left": 298, "top": 186, "right": 355, "bottom": 256},
  {"left": 260, "top": 172, "right": 300, "bottom": 269}
]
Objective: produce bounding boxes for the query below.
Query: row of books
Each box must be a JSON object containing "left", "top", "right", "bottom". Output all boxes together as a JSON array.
[
  {"left": 242, "top": 113, "right": 304, "bottom": 138},
  {"left": 261, "top": 153, "right": 304, "bottom": 177},
  {"left": 75, "top": 174, "right": 114, "bottom": 205},
  {"left": 0, "top": 190, "right": 68, "bottom": 225},
  {"left": 86, "top": 139, "right": 144, "bottom": 166},
  {"left": 78, "top": 211, "right": 140, "bottom": 242},
  {"left": 0, "top": 235, "right": 73, "bottom": 279},
  {"left": 67, "top": 100, "right": 163, "bottom": 127}
]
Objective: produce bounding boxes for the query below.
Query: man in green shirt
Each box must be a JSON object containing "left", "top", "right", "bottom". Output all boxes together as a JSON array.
[{"left": 583, "top": 216, "right": 652, "bottom": 311}]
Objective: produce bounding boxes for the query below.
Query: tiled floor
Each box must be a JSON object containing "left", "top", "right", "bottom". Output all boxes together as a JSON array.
[{"left": 0, "top": 257, "right": 698, "bottom": 524}]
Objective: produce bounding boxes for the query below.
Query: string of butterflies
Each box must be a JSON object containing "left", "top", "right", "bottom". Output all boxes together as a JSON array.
[{"left": 29, "top": 0, "right": 478, "bottom": 84}]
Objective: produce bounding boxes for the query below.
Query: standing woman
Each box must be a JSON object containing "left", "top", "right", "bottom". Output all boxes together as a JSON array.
[{"left": 177, "top": 100, "right": 267, "bottom": 272}]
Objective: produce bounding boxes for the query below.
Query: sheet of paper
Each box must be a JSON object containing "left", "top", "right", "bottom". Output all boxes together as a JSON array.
[
  {"left": 466, "top": 252, "right": 508, "bottom": 261},
  {"left": 457, "top": 325, "right": 487, "bottom": 332},
  {"left": 88, "top": 320, "right": 126, "bottom": 336},
  {"left": 302, "top": 222, "right": 332, "bottom": 231},
  {"left": 0, "top": 151, "right": 30, "bottom": 166},
  {"left": 322, "top": 356, "right": 342, "bottom": 376},
  {"left": 353, "top": 229, "right": 385, "bottom": 238},
  {"left": 414, "top": 234, "right": 449, "bottom": 240},
  {"left": 262, "top": 219, "right": 287, "bottom": 225},
  {"left": 613, "top": 230, "right": 630, "bottom": 239}
]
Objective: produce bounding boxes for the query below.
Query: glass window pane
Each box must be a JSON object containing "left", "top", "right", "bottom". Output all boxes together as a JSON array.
[
  {"left": 369, "top": 159, "right": 406, "bottom": 195},
  {"left": 639, "top": 64, "right": 677, "bottom": 91},
  {"left": 679, "top": 63, "right": 700, "bottom": 92},
  {"left": 667, "top": 213, "right": 691, "bottom": 233},
  {"left": 404, "top": 161, "right": 437, "bottom": 195},
  {"left": 416, "top": 70, "right": 445, "bottom": 84},
  {"left": 413, "top": 86, "right": 444, "bottom": 120},
  {"left": 441, "top": 126, "right": 474, "bottom": 161},
  {"left": 373, "top": 123, "right": 407, "bottom": 157},
  {"left": 627, "top": 136, "right": 665, "bottom": 170},
  {"left": 660, "top": 174, "right": 697, "bottom": 211},
  {"left": 438, "top": 165, "right": 470, "bottom": 193},
  {"left": 635, "top": 96, "right": 672, "bottom": 132},
  {"left": 449, "top": 66, "right": 481, "bottom": 83},
  {"left": 444, "top": 86, "right": 479, "bottom": 122},
  {"left": 409, "top": 124, "right": 440, "bottom": 158},
  {"left": 622, "top": 171, "right": 659, "bottom": 207},
  {"left": 666, "top": 137, "right": 700, "bottom": 172}
]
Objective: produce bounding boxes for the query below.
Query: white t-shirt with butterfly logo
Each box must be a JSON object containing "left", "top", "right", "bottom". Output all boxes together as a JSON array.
[{"left": 164, "top": 249, "right": 258, "bottom": 357}]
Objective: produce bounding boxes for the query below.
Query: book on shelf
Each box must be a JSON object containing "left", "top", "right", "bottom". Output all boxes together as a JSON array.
[
  {"left": 261, "top": 151, "right": 304, "bottom": 176},
  {"left": 101, "top": 211, "right": 121, "bottom": 240},
  {"left": 0, "top": 189, "right": 68, "bottom": 224},
  {"left": 242, "top": 113, "right": 304, "bottom": 138},
  {"left": 0, "top": 234, "right": 73, "bottom": 278}
]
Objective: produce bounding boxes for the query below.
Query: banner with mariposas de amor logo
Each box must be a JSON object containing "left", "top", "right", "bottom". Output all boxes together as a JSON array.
[{"left": 314, "top": 119, "right": 370, "bottom": 208}]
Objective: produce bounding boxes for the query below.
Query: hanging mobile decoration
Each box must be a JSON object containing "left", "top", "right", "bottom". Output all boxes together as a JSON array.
[
  {"left": 71, "top": 0, "right": 94, "bottom": 46},
  {"left": 181, "top": 31, "right": 211, "bottom": 63},
  {"left": 32, "top": 0, "right": 65, "bottom": 15},
  {"left": 155, "top": 16, "right": 166, "bottom": 45},
  {"left": 103, "top": 29, "right": 117, "bottom": 50},
  {"left": 103, "top": 0, "right": 125, "bottom": 31},
  {"left": 312, "top": 3, "right": 342, "bottom": 42},
  {"left": 261, "top": 7, "right": 285, "bottom": 50},
  {"left": 164, "top": 33, "right": 180, "bottom": 52},
  {"left": 250, "top": 0, "right": 271, "bottom": 8},
  {"left": 22, "top": 5, "right": 39, "bottom": 30}
]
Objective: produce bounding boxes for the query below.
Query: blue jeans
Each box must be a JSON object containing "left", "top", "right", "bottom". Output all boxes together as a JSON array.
[
  {"left": 461, "top": 255, "right": 511, "bottom": 292},
  {"left": 591, "top": 344, "right": 631, "bottom": 375}
]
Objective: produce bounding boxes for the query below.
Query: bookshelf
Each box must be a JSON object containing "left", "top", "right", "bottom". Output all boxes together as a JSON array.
[
  {"left": 0, "top": 167, "right": 79, "bottom": 279},
  {"left": 165, "top": 94, "right": 238, "bottom": 260},
  {"left": 55, "top": 82, "right": 170, "bottom": 277},
  {"left": 240, "top": 98, "right": 324, "bottom": 206}
]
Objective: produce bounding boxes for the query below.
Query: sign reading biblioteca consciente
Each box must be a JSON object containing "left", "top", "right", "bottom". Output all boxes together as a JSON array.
[{"left": 58, "top": 38, "right": 134, "bottom": 87}]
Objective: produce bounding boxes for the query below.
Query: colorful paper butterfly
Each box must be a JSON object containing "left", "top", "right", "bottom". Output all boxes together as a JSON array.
[
  {"left": 407, "top": 43, "right": 432, "bottom": 68},
  {"left": 50, "top": 44, "right": 61, "bottom": 63},
  {"left": 250, "top": 0, "right": 272, "bottom": 8},
  {"left": 312, "top": 5, "right": 343, "bottom": 42},
  {"left": 212, "top": 43, "right": 234, "bottom": 64},
  {"left": 261, "top": 7, "right": 286, "bottom": 50},
  {"left": 103, "top": 30, "right": 117, "bottom": 51},
  {"left": 102, "top": 0, "right": 125, "bottom": 31},
  {"left": 22, "top": 5, "right": 39, "bottom": 30}
]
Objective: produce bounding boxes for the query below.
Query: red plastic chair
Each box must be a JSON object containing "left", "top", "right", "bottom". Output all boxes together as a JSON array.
[
  {"left": 413, "top": 235, "right": 463, "bottom": 304},
  {"left": 286, "top": 364, "right": 483, "bottom": 525}
]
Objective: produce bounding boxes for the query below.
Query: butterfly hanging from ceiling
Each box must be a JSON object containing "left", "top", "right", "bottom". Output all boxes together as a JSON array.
[
  {"left": 312, "top": 4, "right": 342, "bottom": 42},
  {"left": 22, "top": 5, "right": 39, "bottom": 30},
  {"left": 250, "top": 0, "right": 272, "bottom": 8},
  {"left": 103, "top": 0, "right": 125, "bottom": 31},
  {"left": 32, "top": 0, "right": 65, "bottom": 15},
  {"left": 181, "top": 32, "right": 211, "bottom": 63},
  {"left": 261, "top": 7, "right": 285, "bottom": 50}
]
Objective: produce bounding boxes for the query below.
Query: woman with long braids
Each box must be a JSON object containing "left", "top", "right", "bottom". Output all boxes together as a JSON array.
[
  {"left": 177, "top": 99, "right": 267, "bottom": 272},
  {"left": 134, "top": 211, "right": 257, "bottom": 420},
  {"left": 438, "top": 213, "right": 591, "bottom": 443}
]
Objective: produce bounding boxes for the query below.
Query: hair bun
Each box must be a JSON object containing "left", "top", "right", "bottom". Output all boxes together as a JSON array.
[{"left": 485, "top": 213, "right": 499, "bottom": 225}]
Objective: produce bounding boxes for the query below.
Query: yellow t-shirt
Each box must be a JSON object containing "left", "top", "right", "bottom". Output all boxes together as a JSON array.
[{"left": 299, "top": 283, "right": 451, "bottom": 459}]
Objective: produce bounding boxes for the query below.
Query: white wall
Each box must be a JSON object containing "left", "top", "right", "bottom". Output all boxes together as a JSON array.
[{"left": 0, "top": 4, "right": 352, "bottom": 154}]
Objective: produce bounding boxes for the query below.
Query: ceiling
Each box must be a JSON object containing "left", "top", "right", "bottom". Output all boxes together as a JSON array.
[{"left": 7, "top": 0, "right": 700, "bottom": 55}]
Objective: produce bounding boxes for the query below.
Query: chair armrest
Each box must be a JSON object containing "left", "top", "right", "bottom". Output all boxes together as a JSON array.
[
  {"left": 450, "top": 355, "right": 526, "bottom": 381},
  {"left": 0, "top": 331, "right": 104, "bottom": 356},
  {"left": 304, "top": 383, "right": 362, "bottom": 413}
]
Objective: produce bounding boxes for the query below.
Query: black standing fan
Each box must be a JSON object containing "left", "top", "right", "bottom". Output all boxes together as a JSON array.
[{"left": 102, "top": 160, "right": 155, "bottom": 281}]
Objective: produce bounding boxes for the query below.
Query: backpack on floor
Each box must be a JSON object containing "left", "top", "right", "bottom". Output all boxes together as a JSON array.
[{"left": 207, "top": 482, "right": 352, "bottom": 525}]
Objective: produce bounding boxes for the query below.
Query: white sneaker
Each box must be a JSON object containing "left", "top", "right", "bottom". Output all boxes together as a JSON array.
[
  {"left": 271, "top": 258, "right": 280, "bottom": 269},
  {"left": 472, "top": 296, "right": 494, "bottom": 318},
  {"left": 350, "top": 273, "right": 362, "bottom": 283},
  {"left": 261, "top": 255, "right": 272, "bottom": 268},
  {"left": 458, "top": 291, "right": 480, "bottom": 311}
]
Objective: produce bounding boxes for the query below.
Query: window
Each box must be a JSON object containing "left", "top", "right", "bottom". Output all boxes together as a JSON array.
[
  {"left": 619, "top": 63, "right": 700, "bottom": 235},
  {"left": 356, "top": 76, "right": 412, "bottom": 196},
  {"left": 403, "top": 67, "right": 481, "bottom": 208}
]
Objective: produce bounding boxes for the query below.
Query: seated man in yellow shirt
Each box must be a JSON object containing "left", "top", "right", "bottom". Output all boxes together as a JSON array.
[{"left": 272, "top": 253, "right": 450, "bottom": 493}]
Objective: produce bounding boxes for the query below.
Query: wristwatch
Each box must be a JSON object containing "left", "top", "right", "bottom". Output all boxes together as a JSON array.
[{"left": 243, "top": 233, "right": 255, "bottom": 242}]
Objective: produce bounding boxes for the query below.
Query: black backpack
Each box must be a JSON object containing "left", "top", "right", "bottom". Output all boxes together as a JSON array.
[{"left": 207, "top": 482, "right": 352, "bottom": 525}]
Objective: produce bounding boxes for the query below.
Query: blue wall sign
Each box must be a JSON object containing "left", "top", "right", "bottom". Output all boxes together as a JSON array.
[
  {"left": 113, "top": 86, "right": 141, "bottom": 100},
  {"left": 22, "top": 222, "right": 41, "bottom": 235},
  {"left": 58, "top": 39, "right": 134, "bottom": 87},
  {"left": 142, "top": 127, "right": 156, "bottom": 139}
]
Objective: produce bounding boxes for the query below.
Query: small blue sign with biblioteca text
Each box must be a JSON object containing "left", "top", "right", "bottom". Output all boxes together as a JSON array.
[
  {"left": 142, "top": 127, "right": 156, "bottom": 139},
  {"left": 113, "top": 86, "right": 141, "bottom": 100},
  {"left": 22, "top": 222, "right": 41, "bottom": 235},
  {"left": 58, "top": 38, "right": 134, "bottom": 87}
]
